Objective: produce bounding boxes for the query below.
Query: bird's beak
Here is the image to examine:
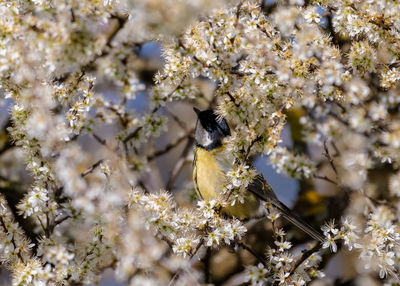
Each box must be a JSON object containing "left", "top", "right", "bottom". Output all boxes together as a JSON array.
[{"left": 193, "top": 107, "right": 201, "bottom": 117}]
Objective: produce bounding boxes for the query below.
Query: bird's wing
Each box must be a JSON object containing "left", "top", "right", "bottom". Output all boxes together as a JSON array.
[
  {"left": 248, "top": 175, "right": 325, "bottom": 243},
  {"left": 212, "top": 148, "right": 235, "bottom": 172},
  {"left": 248, "top": 175, "right": 278, "bottom": 200},
  {"left": 212, "top": 149, "right": 325, "bottom": 243}
]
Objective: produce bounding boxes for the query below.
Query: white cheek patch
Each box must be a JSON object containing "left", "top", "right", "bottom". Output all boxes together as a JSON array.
[{"left": 203, "top": 132, "right": 214, "bottom": 146}]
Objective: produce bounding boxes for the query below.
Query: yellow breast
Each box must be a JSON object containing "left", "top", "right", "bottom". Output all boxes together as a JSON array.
[
  {"left": 193, "top": 147, "right": 225, "bottom": 201},
  {"left": 193, "top": 147, "right": 260, "bottom": 218}
]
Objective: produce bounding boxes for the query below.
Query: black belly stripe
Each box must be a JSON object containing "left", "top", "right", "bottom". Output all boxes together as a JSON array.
[{"left": 193, "top": 149, "right": 203, "bottom": 199}]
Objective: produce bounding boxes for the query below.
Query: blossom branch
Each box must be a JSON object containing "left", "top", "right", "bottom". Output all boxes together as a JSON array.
[
  {"left": 288, "top": 243, "right": 322, "bottom": 276},
  {"left": 0, "top": 118, "right": 14, "bottom": 156},
  {"left": 238, "top": 242, "right": 267, "bottom": 266},
  {"left": 0, "top": 216, "right": 26, "bottom": 263},
  {"left": 81, "top": 159, "right": 104, "bottom": 177},
  {"left": 168, "top": 239, "right": 204, "bottom": 286},
  {"left": 56, "top": 13, "right": 129, "bottom": 83},
  {"left": 148, "top": 128, "right": 194, "bottom": 161}
]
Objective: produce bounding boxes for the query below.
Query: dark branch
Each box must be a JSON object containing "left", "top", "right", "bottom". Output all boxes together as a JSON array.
[
  {"left": 123, "top": 107, "right": 159, "bottom": 143},
  {"left": 238, "top": 242, "right": 267, "bottom": 266},
  {"left": 289, "top": 243, "right": 322, "bottom": 275},
  {"left": 55, "top": 14, "right": 128, "bottom": 83},
  {"left": 0, "top": 118, "right": 14, "bottom": 156},
  {"left": 81, "top": 159, "right": 104, "bottom": 177},
  {"left": 148, "top": 129, "right": 194, "bottom": 161}
]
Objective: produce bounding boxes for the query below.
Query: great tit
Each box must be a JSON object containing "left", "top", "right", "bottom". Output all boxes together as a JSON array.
[{"left": 192, "top": 107, "right": 325, "bottom": 243}]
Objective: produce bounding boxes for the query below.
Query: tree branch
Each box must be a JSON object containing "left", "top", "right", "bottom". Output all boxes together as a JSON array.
[
  {"left": 0, "top": 118, "right": 14, "bottom": 156},
  {"left": 148, "top": 129, "right": 194, "bottom": 161},
  {"left": 81, "top": 159, "right": 104, "bottom": 177},
  {"left": 238, "top": 242, "right": 266, "bottom": 266},
  {"left": 288, "top": 243, "right": 322, "bottom": 276},
  {"left": 55, "top": 14, "right": 128, "bottom": 83}
]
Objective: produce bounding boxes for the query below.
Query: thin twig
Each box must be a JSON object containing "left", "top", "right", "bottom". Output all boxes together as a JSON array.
[
  {"left": 289, "top": 243, "right": 322, "bottom": 275},
  {"left": 238, "top": 242, "right": 266, "bottom": 266},
  {"left": 81, "top": 159, "right": 104, "bottom": 177},
  {"left": 54, "top": 215, "right": 71, "bottom": 226},
  {"left": 165, "top": 140, "right": 193, "bottom": 190},
  {"left": 243, "top": 136, "right": 262, "bottom": 162},
  {"left": 55, "top": 14, "right": 128, "bottom": 83},
  {"left": 0, "top": 216, "right": 25, "bottom": 263},
  {"left": 167, "top": 239, "right": 204, "bottom": 286},
  {"left": 148, "top": 129, "right": 194, "bottom": 161},
  {"left": 388, "top": 268, "right": 400, "bottom": 284},
  {"left": 46, "top": 214, "right": 71, "bottom": 237},
  {"left": 319, "top": 143, "right": 396, "bottom": 209},
  {"left": 323, "top": 141, "right": 337, "bottom": 176},
  {"left": 313, "top": 174, "right": 337, "bottom": 185},
  {"left": 165, "top": 107, "right": 188, "bottom": 131},
  {"left": 92, "top": 133, "right": 106, "bottom": 145},
  {"left": 124, "top": 97, "right": 177, "bottom": 142}
]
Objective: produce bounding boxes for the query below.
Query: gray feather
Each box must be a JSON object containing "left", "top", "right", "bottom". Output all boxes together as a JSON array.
[
  {"left": 213, "top": 150, "right": 325, "bottom": 243},
  {"left": 248, "top": 176, "right": 325, "bottom": 243}
]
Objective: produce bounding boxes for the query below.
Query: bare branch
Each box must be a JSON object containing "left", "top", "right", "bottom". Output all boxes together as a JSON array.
[
  {"left": 323, "top": 140, "right": 338, "bottom": 176},
  {"left": 238, "top": 242, "right": 267, "bottom": 266},
  {"left": 92, "top": 133, "right": 106, "bottom": 146},
  {"left": 0, "top": 118, "right": 14, "bottom": 156},
  {"left": 167, "top": 239, "right": 204, "bottom": 286},
  {"left": 313, "top": 174, "right": 337, "bottom": 185},
  {"left": 166, "top": 139, "right": 194, "bottom": 191},
  {"left": 288, "top": 243, "right": 322, "bottom": 275},
  {"left": 123, "top": 107, "right": 159, "bottom": 143},
  {"left": 148, "top": 128, "right": 194, "bottom": 161},
  {"left": 55, "top": 14, "right": 128, "bottom": 83},
  {"left": 165, "top": 106, "right": 189, "bottom": 131},
  {"left": 81, "top": 159, "right": 104, "bottom": 177}
]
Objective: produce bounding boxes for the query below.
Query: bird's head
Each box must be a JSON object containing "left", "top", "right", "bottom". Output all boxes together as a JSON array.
[{"left": 193, "top": 107, "right": 231, "bottom": 150}]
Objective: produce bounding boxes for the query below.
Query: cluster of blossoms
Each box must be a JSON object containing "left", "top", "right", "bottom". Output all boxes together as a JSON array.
[
  {"left": 0, "top": 195, "right": 33, "bottom": 265},
  {"left": 1, "top": 0, "right": 400, "bottom": 285},
  {"left": 129, "top": 188, "right": 247, "bottom": 254},
  {"left": 225, "top": 164, "right": 259, "bottom": 205},
  {"left": 246, "top": 227, "right": 325, "bottom": 285}
]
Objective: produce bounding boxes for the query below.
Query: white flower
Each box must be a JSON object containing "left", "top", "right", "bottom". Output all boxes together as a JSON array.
[
  {"left": 26, "top": 187, "right": 49, "bottom": 213},
  {"left": 267, "top": 208, "right": 281, "bottom": 222},
  {"left": 321, "top": 220, "right": 338, "bottom": 235},
  {"left": 206, "top": 229, "right": 223, "bottom": 247},
  {"left": 274, "top": 240, "right": 292, "bottom": 252},
  {"left": 172, "top": 237, "right": 200, "bottom": 258},
  {"left": 197, "top": 200, "right": 218, "bottom": 219},
  {"left": 378, "top": 251, "right": 395, "bottom": 279},
  {"left": 46, "top": 246, "right": 74, "bottom": 265},
  {"left": 221, "top": 219, "right": 247, "bottom": 244},
  {"left": 275, "top": 252, "right": 294, "bottom": 269},
  {"left": 322, "top": 234, "right": 338, "bottom": 253},
  {"left": 304, "top": 7, "right": 321, "bottom": 24},
  {"left": 246, "top": 263, "right": 269, "bottom": 286}
]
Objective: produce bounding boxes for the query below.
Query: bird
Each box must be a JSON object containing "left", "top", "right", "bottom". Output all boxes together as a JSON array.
[{"left": 192, "top": 107, "right": 325, "bottom": 243}]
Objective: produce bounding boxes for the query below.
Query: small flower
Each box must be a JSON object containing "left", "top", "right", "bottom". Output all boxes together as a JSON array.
[
  {"left": 221, "top": 219, "right": 247, "bottom": 244},
  {"left": 172, "top": 237, "right": 200, "bottom": 258},
  {"left": 100, "top": 161, "right": 111, "bottom": 176},
  {"left": 275, "top": 252, "right": 294, "bottom": 269},
  {"left": 197, "top": 200, "right": 219, "bottom": 219},
  {"left": 205, "top": 229, "right": 223, "bottom": 247},
  {"left": 322, "top": 233, "right": 337, "bottom": 253},
  {"left": 267, "top": 208, "right": 281, "bottom": 222},
  {"left": 246, "top": 263, "right": 269, "bottom": 286},
  {"left": 304, "top": 7, "right": 321, "bottom": 24},
  {"left": 321, "top": 220, "right": 338, "bottom": 235},
  {"left": 274, "top": 240, "right": 292, "bottom": 252}
]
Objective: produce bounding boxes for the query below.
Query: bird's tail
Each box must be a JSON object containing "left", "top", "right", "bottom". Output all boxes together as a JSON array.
[
  {"left": 269, "top": 198, "right": 326, "bottom": 243},
  {"left": 248, "top": 178, "right": 325, "bottom": 243}
]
